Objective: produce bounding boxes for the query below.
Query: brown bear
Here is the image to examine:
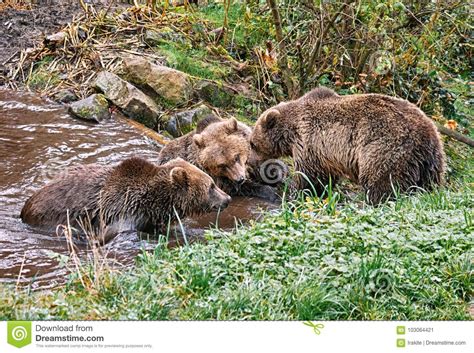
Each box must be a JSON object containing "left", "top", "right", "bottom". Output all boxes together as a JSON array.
[
  {"left": 159, "top": 116, "right": 250, "bottom": 184},
  {"left": 158, "top": 115, "right": 283, "bottom": 201},
  {"left": 21, "top": 157, "right": 231, "bottom": 243},
  {"left": 250, "top": 87, "right": 446, "bottom": 204}
]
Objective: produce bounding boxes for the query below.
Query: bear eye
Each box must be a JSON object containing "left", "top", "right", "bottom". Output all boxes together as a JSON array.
[
  {"left": 218, "top": 164, "right": 227, "bottom": 170},
  {"left": 234, "top": 155, "right": 240, "bottom": 163},
  {"left": 250, "top": 141, "right": 257, "bottom": 150}
]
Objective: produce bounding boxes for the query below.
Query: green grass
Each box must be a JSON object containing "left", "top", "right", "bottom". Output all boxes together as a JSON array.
[
  {"left": 445, "top": 139, "right": 474, "bottom": 183},
  {"left": 157, "top": 41, "right": 230, "bottom": 80},
  {"left": 27, "top": 56, "right": 61, "bottom": 91},
  {"left": 441, "top": 78, "right": 474, "bottom": 137},
  {"left": 197, "top": 2, "right": 270, "bottom": 49},
  {"left": 1, "top": 178, "right": 472, "bottom": 320}
]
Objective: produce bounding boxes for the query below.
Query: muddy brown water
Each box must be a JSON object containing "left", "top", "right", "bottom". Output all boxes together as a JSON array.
[{"left": 0, "top": 89, "right": 275, "bottom": 289}]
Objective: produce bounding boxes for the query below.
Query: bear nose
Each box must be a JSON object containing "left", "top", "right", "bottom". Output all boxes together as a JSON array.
[
  {"left": 236, "top": 176, "right": 246, "bottom": 185},
  {"left": 221, "top": 195, "right": 231, "bottom": 209}
]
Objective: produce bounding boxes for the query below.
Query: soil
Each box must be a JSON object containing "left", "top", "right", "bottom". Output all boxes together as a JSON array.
[
  {"left": 0, "top": 1, "right": 126, "bottom": 65},
  {"left": 0, "top": 3, "right": 81, "bottom": 64}
]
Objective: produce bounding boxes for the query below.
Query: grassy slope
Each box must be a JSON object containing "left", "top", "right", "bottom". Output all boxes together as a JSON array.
[{"left": 1, "top": 4, "right": 473, "bottom": 320}]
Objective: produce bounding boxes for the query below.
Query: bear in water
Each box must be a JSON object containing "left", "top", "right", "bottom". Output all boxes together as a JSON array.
[
  {"left": 250, "top": 87, "right": 446, "bottom": 204},
  {"left": 21, "top": 157, "right": 231, "bottom": 243},
  {"left": 158, "top": 114, "right": 284, "bottom": 202}
]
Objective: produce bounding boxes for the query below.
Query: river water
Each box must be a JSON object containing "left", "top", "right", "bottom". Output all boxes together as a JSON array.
[{"left": 0, "top": 89, "right": 274, "bottom": 289}]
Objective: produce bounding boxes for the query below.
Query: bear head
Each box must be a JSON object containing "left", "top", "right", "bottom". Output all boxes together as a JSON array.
[
  {"left": 250, "top": 107, "right": 295, "bottom": 160},
  {"left": 164, "top": 157, "right": 232, "bottom": 214},
  {"left": 192, "top": 118, "right": 250, "bottom": 185}
]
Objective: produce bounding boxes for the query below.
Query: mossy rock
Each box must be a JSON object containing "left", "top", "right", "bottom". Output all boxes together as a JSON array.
[
  {"left": 194, "top": 80, "right": 235, "bottom": 108},
  {"left": 143, "top": 28, "right": 186, "bottom": 47},
  {"left": 164, "top": 104, "right": 214, "bottom": 137},
  {"left": 68, "top": 94, "right": 110, "bottom": 123},
  {"left": 93, "top": 71, "right": 161, "bottom": 128},
  {"left": 122, "top": 56, "right": 192, "bottom": 107}
]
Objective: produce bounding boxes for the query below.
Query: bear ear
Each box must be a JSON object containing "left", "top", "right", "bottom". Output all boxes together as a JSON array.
[
  {"left": 260, "top": 109, "right": 280, "bottom": 130},
  {"left": 226, "top": 117, "right": 238, "bottom": 133},
  {"left": 170, "top": 167, "right": 188, "bottom": 185},
  {"left": 196, "top": 114, "right": 221, "bottom": 133},
  {"left": 193, "top": 134, "right": 205, "bottom": 148}
]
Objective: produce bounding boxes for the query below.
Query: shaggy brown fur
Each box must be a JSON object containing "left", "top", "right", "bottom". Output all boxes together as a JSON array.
[
  {"left": 250, "top": 87, "right": 446, "bottom": 204},
  {"left": 159, "top": 116, "right": 251, "bottom": 183},
  {"left": 158, "top": 115, "right": 281, "bottom": 201},
  {"left": 21, "top": 157, "right": 231, "bottom": 242}
]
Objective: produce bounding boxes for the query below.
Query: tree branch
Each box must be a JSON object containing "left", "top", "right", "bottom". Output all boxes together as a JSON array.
[
  {"left": 266, "top": 0, "right": 297, "bottom": 98},
  {"left": 437, "top": 125, "right": 474, "bottom": 148}
]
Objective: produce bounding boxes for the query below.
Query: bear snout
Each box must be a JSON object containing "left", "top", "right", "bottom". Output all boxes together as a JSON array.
[
  {"left": 219, "top": 195, "right": 231, "bottom": 209},
  {"left": 236, "top": 175, "right": 246, "bottom": 185},
  {"left": 226, "top": 163, "right": 247, "bottom": 184},
  {"left": 210, "top": 188, "right": 232, "bottom": 210}
]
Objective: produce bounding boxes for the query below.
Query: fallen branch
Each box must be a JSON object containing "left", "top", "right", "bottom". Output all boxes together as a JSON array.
[
  {"left": 437, "top": 124, "right": 474, "bottom": 148},
  {"left": 116, "top": 114, "right": 169, "bottom": 146}
]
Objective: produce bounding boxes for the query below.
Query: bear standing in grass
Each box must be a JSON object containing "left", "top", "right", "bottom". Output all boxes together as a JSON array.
[
  {"left": 21, "top": 157, "right": 231, "bottom": 243},
  {"left": 158, "top": 115, "right": 282, "bottom": 201},
  {"left": 250, "top": 87, "right": 446, "bottom": 204}
]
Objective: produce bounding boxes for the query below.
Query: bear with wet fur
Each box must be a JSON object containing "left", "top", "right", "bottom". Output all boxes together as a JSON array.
[
  {"left": 250, "top": 87, "right": 446, "bottom": 204},
  {"left": 159, "top": 115, "right": 250, "bottom": 184},
  {"left": 158, "top": 115, "right": 282, "bottom": 201},
  {"left": 21, "top": 157, "right": 231, "bottom": 242}
]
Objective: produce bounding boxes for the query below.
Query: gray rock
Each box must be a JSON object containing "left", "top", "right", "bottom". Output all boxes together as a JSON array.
[
  {"left": 123, "top": 56, "right": 192, "bottom": 107},
  {"left": 93, "top": 71, "right": 160, "bottom": 128},
  {"left": 54, "top": 89, "right": 78, "bottom": 104},
  {"left": 143, "top": 30, "right": 162, "bottom": 47},
  {"left": 143, "top": 28, "right": 185, "bottom": 47},
  {"left": 194, "top": 80, "right": 235, "bottom": 108},
  {"left": 165, "top": 104, "right": 214, "bottom": 137},
  {"left": 45, "top": 31, "right": 66, "bottom": 47},
  {"left": 68, "top": 94, "right": 110, "bottom": 123}
]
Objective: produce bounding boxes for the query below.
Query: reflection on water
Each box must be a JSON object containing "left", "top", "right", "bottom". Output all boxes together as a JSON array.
[{"left": 0, "top": 89, "right": 276, "bottom": 289}]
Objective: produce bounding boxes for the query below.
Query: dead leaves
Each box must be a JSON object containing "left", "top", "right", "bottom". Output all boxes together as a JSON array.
[
  {"left": 444, "top": 119, "right": 458, "bottom": 130},
  {"left": 256, "top": 41, "right": 278, "bottom": 71},
  {"left": 0, "top": 0, "right": 31, "bottom": 12}
]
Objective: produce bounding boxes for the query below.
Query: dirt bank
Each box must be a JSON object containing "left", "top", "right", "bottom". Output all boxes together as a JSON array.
[
  {"left": 0, "top": 1, "right": 130, "bottom": 66},
  {"left": 0, "top": 3, "right": 87, "bottom": 65}
]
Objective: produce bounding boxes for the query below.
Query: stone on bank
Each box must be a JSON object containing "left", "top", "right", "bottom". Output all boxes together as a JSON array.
[
  {"left": 165, "top": 104, "right": 214, "bottom": 137},
  {"left": 93, "top": 71, "right": 161, "bottom": 128},
  {"left": 68, "top": 94, "right": 110, "bottom": 123},
  {"left": 123, "top": 56, "right": 192, "bottom": 107}
]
